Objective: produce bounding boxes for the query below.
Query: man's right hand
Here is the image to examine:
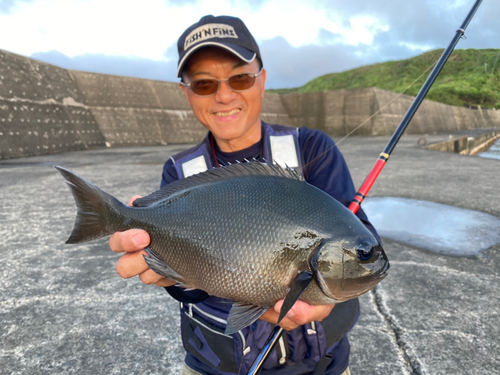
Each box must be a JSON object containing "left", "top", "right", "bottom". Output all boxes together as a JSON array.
[{"left": 109, "top": 195, "right": 177, "bottom": 288}]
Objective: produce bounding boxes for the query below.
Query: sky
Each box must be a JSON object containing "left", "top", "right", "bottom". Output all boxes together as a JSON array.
[{"left": 0, "top": 0, "right": 498, "bottom": 89}]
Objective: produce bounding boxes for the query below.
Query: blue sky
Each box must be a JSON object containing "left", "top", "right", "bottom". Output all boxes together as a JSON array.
[{"left": 0, "top": 0, "right": 497, "bottom": 89}]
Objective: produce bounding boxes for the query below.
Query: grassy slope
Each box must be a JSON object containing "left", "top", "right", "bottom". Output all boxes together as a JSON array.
[{"left": 268, "top": 49, "right": 500, "bottom": 109}]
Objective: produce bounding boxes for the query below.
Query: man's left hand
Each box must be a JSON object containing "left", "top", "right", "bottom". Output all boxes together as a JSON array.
[{"left": 260, "top": 300, "right": 335, "bottom": 331}]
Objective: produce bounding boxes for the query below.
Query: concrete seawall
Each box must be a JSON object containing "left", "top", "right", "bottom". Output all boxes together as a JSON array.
[
  {"left": 426, "top": 128, "right": 500, "bottom": 155},
  {"left": 280, "top": 87, "right": 500, "bottom": 136},
  {"left": 0, "top": 50, "right": 106, "bottom": 159},
  {"left": 1, "top": 49, "right": 499, "bottom": 160}
]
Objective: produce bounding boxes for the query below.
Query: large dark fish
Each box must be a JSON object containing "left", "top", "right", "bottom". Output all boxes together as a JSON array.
[{"left": 55, "top": 162, "right": 389, "bottom": 334}]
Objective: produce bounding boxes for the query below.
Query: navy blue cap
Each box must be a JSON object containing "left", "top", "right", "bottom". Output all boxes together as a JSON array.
[{"left": 177, "top": 15, "right": 262, "bottom": 77}]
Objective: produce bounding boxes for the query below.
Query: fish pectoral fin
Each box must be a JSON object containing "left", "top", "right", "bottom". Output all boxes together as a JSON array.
[
  {"left": 143, "top": 247, "right": 187, "bottom": 286},
  {"left": 278, "top": 270, "right": 314, "bottom": 324},
  {"left": 226, "top": 303, "right": 269, "bottom": 335}
]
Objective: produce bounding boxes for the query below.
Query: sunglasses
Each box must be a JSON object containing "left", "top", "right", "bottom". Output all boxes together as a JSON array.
[{"left": 181, "top": 69, "right": 263, "bottom": 97}]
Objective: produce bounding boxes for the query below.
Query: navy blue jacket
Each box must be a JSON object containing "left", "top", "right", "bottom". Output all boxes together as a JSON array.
[{"left": 160, "top": 125, "right": 378, "bottom": 374}]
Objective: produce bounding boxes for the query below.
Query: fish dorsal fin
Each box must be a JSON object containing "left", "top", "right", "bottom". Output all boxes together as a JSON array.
[{"left": 133, "top": 160, "right": 304, "bottom": 207}]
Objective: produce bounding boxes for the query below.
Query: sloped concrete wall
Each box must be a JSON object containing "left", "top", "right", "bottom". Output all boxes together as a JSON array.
[
  {"left": 69, "top": 71, "right": 204, "bottom": 147},
  {"left": 68, "top": 71, "right": 291, "bottom": 148},
  {"left": 372, "top": 88, "right": 500, "bottom": 135},
  {"left": 1, "top": 49, "right": 500, "bottom": 160},
  {"left": 281, "top": 87, "right": 500, "bottom": 138},
  {"left": 279, "top": 89, "right": 377, "bottom": 136},
  {"left": 0, "top": 49, "right": 293, "bottom": 159},
  {"left": 261, "top": 92, "right": 293, "bottom": 127},
  {"left": 0, "top": 50, "right": 105, "bottom": 159}
]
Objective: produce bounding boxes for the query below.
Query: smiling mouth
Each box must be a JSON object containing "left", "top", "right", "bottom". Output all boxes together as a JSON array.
[{"left": 214, "top": 109, "right": 241, "bottom": 117}]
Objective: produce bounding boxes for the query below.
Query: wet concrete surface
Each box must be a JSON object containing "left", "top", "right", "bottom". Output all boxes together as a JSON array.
[
  {"left": 363, "top": 197, "right": 500, "bottom": 256},
  {"left": 479, "top": 136, "right": 500, "bottom": 160},
  {"left": 0, "top": 135, "right": 499, "bottom": 375}
]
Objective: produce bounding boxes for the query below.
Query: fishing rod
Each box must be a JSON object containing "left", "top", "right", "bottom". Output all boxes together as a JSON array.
[
  {"left": 246, "top": 0, "right": 483, "bottom": 374},
  {"left": 349, "top": 0, "right": 483, "bottom": 213}
]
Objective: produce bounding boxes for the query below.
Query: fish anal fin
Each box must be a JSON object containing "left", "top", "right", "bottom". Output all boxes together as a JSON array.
[
  {"left": 278, "top": 270, "right": 314, "bottom": 324},
  {"left": 226, "top": 303, "right": 269, "bottom": 335},
  {"left": 143, "top": 247, "right": 187, "bottom": 286}
]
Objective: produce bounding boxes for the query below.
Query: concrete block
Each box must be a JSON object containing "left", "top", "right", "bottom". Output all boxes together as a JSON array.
[
  {"left": 0, "top": 50, "right": 86, "bottom": 104},
  {"left": 0, "top": 99, "right": 104, "bottom": 159},
  {"left": 1, "top": 48, "right": 499, "bottom": 159},
  {"left": 90, "top": 107, "right": 204, "bottom": 147}
]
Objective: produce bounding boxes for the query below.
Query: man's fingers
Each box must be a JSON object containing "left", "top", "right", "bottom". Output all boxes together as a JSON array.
[
  {"left": 139, "top": 268, "right": 171, "bottom": 286},
  {"left": 109, "top": 229, "right": 150, "bottom": 253},
  {"left": 115, "top": 250, "right": 150, "bottom": 278},
  {"left": 128, "top": 195, "right": 143, "bottom": 206},
  {"left": 109, "top": 196, "right": 147, "bottom": 252},
  {"left": 274, "top": 300, "right": 335, "bottom": 326},
  {"left": 139, "top": 269, "right": 177, "bottom": 287},
  {"left": 260, "top": 306, "right": 300, "bottom": 331},
  {"left": 155, "top": 278, "right": 178, "bottom": 288},
  {"left": 111, "top": 195, "right": 175, "bottom": 287},
  {"left": 115, "top": 249, "right": 177, "bottom": 287}
]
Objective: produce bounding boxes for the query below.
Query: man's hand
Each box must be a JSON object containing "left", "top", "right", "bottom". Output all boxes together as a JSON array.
[
  {"left": 260, "top": 300, "right": 335, "bottom": 331},
  {"left": 109, "top": 195, "right": 176, "bottom": 288}
]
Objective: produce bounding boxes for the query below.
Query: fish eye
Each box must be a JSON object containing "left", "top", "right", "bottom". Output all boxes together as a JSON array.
[{"left": 357, "top": 242, "right": 374, "bottom": 261}]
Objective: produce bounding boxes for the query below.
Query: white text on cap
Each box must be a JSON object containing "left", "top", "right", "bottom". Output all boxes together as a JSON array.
[{"left": 184, "top": 24, "right": 238, "bottom": 51}]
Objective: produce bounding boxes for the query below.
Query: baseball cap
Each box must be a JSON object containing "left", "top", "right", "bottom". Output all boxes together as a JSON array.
[{"left": 177, "top": 15, "right": 262, "bottom": 77}]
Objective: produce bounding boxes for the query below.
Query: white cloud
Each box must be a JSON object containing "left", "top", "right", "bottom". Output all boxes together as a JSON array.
[
  {"left": 0, "top": 0, "right": 192, "bottom": 60},
  {"left": 345, "top": 15, "right": 389, "bottom": 45},
  {"left": 398, "top": 41, "right": 433, "bottom": 52},
  {"left": 246, "top": 0, "right": 343, "bottom": 47},
  {"left": 0, "top": 0, "right": 389, "bottom": 61}
]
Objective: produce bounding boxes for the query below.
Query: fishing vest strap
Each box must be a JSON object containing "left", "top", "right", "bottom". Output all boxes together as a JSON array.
[
  {"left": 171, "top": 140, "right": 214, "bottom": 179},
  {"left": 313, "top": 352, "right": 333, "bottom": 375},
  {"left": 321, "top": 298, "right": 360, "bottom": 348},
  {"left": 261, "top": 123, "right": 301, "bottom": 169},
  {"left": 312, "top": 298, "right": 359, "bottom": 375},
  {"left": 171, "top": 122, "right": 302, "bottom": 178}
]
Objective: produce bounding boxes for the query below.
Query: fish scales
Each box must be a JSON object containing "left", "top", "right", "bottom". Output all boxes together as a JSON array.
[
  {"left": 122, "top": 173, "right": 330, "bottom": 306},
  {"left": 56, "top": 161, "right": 389, "bottom": 334}
]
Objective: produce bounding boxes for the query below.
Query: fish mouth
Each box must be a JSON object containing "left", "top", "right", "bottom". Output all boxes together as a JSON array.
[
  {"left": 312, "top": 241, "right": 390, "bottom": 301},
  {"left": 334, "top": 274, "right": 388, "bottom": 301},
  {"left": 318, "top": 266, "right": 389, "bottom": 302}
]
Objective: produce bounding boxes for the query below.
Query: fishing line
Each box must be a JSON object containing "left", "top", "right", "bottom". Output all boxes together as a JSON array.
[
  {"left": 244, "top": 57, "right": 441, "bottom": 375},
  {"left": 298, "top": 56, "right": 441, "bottom": 174},
  {"left": 249, "top": 1, "right": 484, "bottom": 371}
]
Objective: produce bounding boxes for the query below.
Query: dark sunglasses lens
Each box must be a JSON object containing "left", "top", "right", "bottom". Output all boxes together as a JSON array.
[
  {"left": 191, "top": 79, "right": 219, "bottom": 96},
  {"left": 228, "top": 74, "right": 256, "bottom": 91}
]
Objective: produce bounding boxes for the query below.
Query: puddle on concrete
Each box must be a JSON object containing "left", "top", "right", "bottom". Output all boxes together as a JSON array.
[
  {"left": 363, "top": 197, "right": 500, "bottom": 256},
  {"left": 478, "top": 137, "right": 500, "bottom": 160}
]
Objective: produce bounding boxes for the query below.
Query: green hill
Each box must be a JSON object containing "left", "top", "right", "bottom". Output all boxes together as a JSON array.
[{"left": 268, "top": 49, "right": 500, "bottom": 109}]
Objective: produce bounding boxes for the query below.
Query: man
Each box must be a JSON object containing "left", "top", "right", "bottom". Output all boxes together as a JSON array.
[{"left": 110, "top": 15, "right": 378, "bottom": 375}]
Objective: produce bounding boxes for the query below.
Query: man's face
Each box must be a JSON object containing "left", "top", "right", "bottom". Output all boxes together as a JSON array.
[{"left": 179, "top": 47, "right": 266, "bottom": 152}]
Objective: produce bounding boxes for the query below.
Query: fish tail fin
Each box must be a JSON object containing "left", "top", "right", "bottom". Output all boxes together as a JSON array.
[{"left": 55, "top": 166, "right": 127, "bottom": 244}]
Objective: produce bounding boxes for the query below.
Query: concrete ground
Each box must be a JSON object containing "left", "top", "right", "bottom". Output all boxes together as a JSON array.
[{"left": 0, "top": 134, "right": 498, "bottom": 375}]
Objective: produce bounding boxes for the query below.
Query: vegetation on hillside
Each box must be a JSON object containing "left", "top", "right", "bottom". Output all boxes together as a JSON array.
[{"left": 268, "top": 49, "right": 500, "bottom": 109}]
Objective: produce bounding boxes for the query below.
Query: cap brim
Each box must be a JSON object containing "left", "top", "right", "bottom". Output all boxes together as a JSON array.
[{"left": 177, "top": 42, "right": 256, "bottom": 77}]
